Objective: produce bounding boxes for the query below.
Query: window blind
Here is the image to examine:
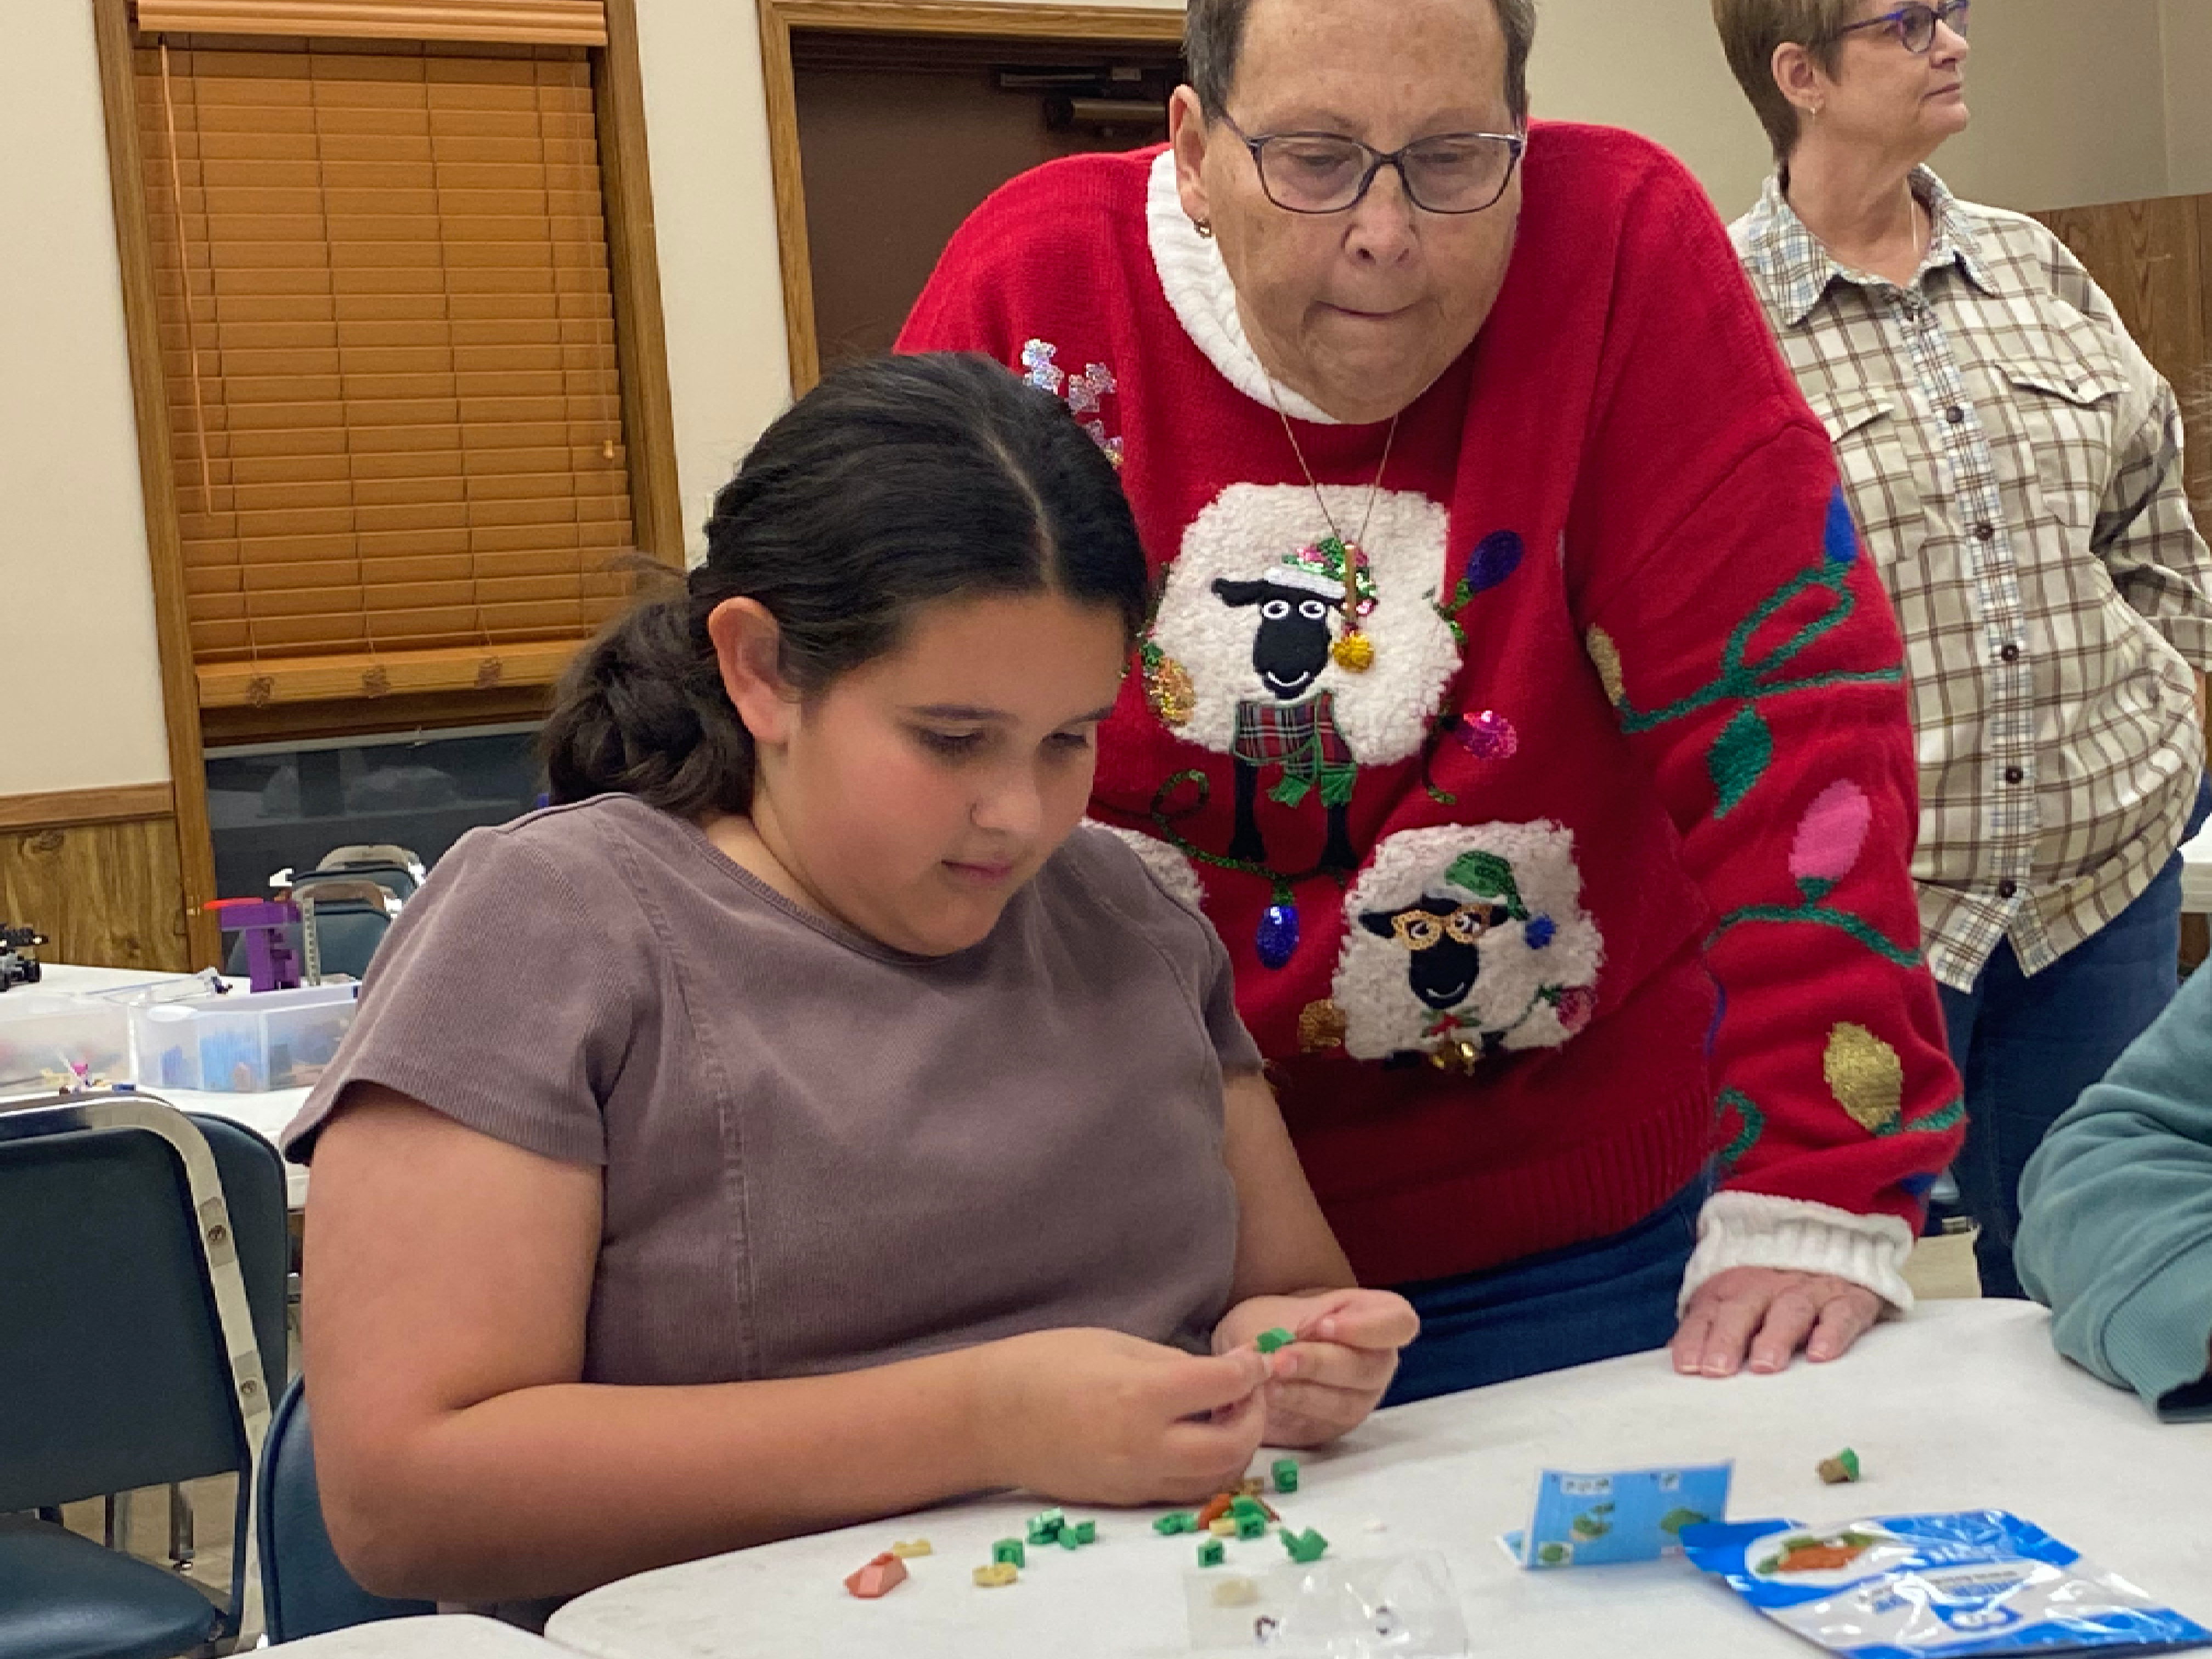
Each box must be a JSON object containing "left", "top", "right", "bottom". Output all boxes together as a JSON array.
[
  {"left": 134, "top": 3, "right": 608, "bottom": 47},
  {"left": 136, "top": 32, "right": 635, "bottom": 703}
]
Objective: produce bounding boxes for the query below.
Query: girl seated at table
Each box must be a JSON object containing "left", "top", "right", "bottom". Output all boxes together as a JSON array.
[{"left": 283, "top": 353, "right": 1417, "bottom": 1607}]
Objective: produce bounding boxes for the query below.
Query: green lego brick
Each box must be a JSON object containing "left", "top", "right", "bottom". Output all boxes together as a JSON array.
[
  {"left": 1026, "top": 1508, "right": 1065, "bottom": 1544},
  {"left": 1198, "top": 1538, "right": 1226, "bottom": 1568},
  {"left": 1058, "top": 1524, "right": 1081, "bottom": 1550},
  {"left": 1271, "top": 1458, "right": 1300, "bottom": 1494},
  {"left": 1282, "top": 1527, "right": 1329, "bottom": 1564},
  {"left": 1235, "top": 1511, "right": 1267, "bottom": 1540},
  {"left": 991, "top": 1538, "right": 1024, "bottom": 1568},
  {"left": 1817, "top": 1447, "right": 1864, "bottom": 1485},
  {"left": 1254, "top": 1327, "right": 1296, "bottom": 1355},
  {"left": 1229, "top": 1496, "right": 1266, "bottom": 1523},
  {"left": 1073, "top": 1520, "right": 1097, "bottom": 1545},
  {"left": 1153, "top": 1511, "right": 1197, "bottom": 1536}
]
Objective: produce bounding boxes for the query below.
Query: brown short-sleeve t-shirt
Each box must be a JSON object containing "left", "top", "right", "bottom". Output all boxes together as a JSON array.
[{"left": 283, "top": 795, "right": 1259, "bottom": 1385}]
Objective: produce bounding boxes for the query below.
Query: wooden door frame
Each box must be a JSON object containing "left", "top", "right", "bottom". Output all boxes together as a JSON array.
[
  {"left": 92, "top": 0, "right": 221, "bottom": 966},
  {"left": 90, "top": 0, "right": 681, "bottom": 966},
  {"left": 757, "top": 0, "right": 1186, "bottom": 394}
]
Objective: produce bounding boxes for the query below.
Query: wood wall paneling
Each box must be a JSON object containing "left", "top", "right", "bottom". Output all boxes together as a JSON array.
[
  {"left": 0, "top": 814, "right": 192, "bottom": 974},
  {"left": 2035, "top": 193, "right": 2212, "bottom": 503},
  {"left": 0, "top": 784, "right": 175, "bottom": 833}
]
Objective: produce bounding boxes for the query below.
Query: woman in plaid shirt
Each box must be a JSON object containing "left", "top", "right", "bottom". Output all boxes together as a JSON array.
[{"left": 1718, "top": 0, "right": 2212, "bottom": 1297}]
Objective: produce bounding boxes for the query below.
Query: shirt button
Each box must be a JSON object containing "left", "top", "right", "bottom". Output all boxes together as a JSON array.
[
  {"left": 1974, "top": 523, "right": 1996, "bottom": 541},
  {"left": 1999, "top": 642, "right": 2021, "bottom": 663},
  {"left": 1998, "top": 879, "right": 2019, "bottom": 900},
  {"left": 2003, "top": 766, "right": 2024, "bottom": 785},
  {"left": 1946, "top": 406, "right": 1966, "bottom": 424}
]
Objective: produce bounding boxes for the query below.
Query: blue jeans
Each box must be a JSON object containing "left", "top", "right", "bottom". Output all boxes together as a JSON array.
[
  {"left": 1380, "top": 1176, "right": 1708, "bottom": 1407},
  {"left": 1937, "top": 777, "right": 2210, "bottom": 1300}
]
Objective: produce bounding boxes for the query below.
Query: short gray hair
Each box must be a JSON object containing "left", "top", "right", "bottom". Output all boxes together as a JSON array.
[{"left": 1184, "top": 0, "right": 1537, "bottom": 125}]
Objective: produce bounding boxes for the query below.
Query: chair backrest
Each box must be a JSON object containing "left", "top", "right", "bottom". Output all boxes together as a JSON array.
[
  {"left": 313, "top": 847, "right": 425, "bottom": 899},
  {"left": 298, "top": 907, "right": 394, "bottom": 984},
  {"left": 258, "top": 1376, "right": 436, "bottom": 1642},
  {"left": 0, "top": 1092, "right": 287, "bottom": 1644}
]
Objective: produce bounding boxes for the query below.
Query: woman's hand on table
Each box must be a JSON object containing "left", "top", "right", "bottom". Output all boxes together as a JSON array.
[
  {"left": 1215, "top": 1288, "right": 1420, "bottom": 1447},
  {"left": 970, "top": 1328, "right": 1273, "bottom": 1505},
  {"left": 1672, "top": 1267, "right": 1884, "bottom": 1377}
]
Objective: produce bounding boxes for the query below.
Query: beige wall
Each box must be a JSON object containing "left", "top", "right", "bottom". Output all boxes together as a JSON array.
[
  {"left": 1, "top": 3, "right": 173, "bottom": 797},
  {"left": 1529, "top": 0, "right": 1775, "bottom": 215},
  {"left": 0, "top": 0, "right": 2192, "bottom": 797},
  {"left": 631, "top": 0, "right": 793, "bottom": 563},
  {"left": 1938, "top": 0, "right": 2170, "bottom": 211},
  {"left": 1537, "top": 0, "right": 2172, "bottom": 220},
  {"left": 2164, "top": 0, "right": 2212, "bottom": 196}
]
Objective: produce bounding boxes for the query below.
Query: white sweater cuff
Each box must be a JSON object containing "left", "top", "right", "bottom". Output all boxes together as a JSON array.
[{"left": 1679, "top": 1190, "right": 1917, "bottom": 1315}]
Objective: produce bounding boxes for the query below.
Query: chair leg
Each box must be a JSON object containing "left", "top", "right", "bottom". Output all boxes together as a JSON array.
[{"left": 169, "top": 1482, "right": 196, "bottom": 1571}]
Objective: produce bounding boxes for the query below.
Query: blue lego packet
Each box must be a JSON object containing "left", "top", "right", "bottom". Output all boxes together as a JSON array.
[
  {"left": 1681, "top": 1509, "right": 2210, "bottom": 1657},
  {"left": 1502, "top": 1462, "right": 1733, "bottom": 1568}
]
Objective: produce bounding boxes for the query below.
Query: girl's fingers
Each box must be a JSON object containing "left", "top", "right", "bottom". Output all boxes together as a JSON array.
[
  {"left": 1273, "top": 1341, "right": 1397, "bottom": 1394},
  {"left": 1158, "top": 1346, "right": 1271, "bottom": 1419},
  {"left": 1303, "top": 1292, "right": 1420, "bottom": 1351},
  {"left": 1164, "top": 1386, "right": 1268, "bottom": 1475}
]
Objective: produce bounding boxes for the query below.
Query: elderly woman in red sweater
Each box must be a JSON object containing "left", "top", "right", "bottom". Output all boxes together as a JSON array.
[{"left": 902, "top": 0, "right": 1965, "bottom": 1397}]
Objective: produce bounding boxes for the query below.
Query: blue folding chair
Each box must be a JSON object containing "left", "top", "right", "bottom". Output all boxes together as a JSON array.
[
  {"left": 257, "top": 1376, "right": 433, "bottom": 1642},
  {"left": 0, "top": 1092, "right": 288, "bottom": 1658}
]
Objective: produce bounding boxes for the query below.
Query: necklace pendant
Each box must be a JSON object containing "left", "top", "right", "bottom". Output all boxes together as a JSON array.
[{"left": 1318, "top": 536, "right": 1379, "bottom": 673}]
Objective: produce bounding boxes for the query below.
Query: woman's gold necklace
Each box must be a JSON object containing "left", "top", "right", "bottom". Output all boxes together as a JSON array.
[{"left": 1263, "top": 381, "right": 1399, "bottom": 674}]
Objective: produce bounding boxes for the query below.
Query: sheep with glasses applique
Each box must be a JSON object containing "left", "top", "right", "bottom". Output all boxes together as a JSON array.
[{"left": 1326, "top": 822, "right": 1604, "bottom": 1071}]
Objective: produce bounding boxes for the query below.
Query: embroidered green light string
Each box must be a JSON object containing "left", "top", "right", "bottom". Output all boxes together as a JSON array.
[
  {"left": 1610, "top": 561, "right": 1901, "bottom": 735},
  {"left": 1716, "top": 1087, "right": 1966, "bottom": 1171}
]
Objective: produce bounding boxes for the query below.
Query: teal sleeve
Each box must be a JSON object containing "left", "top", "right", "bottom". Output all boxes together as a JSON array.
[{"left": 2017, "top": 967, "right": 2212, "bottom": 1418}]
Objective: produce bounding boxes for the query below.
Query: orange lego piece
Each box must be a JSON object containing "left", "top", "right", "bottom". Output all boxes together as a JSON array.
[
  {"left": 844, "top": 1551, "right": 909, "bottom": 1599},
  {"left": 1197, "top": 1493, "right": 1236, "bottom": 1528}
]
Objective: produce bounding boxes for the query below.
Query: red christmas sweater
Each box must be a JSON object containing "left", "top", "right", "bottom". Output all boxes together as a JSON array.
[{"left": 901, "top": 125, "right": 1964, "bottom": 1301}]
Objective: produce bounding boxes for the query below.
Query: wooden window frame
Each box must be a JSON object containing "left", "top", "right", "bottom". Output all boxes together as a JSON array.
[
  {"left": 93, "top": 0, "right": 680, "bottom": 964},
  {"left": 757, "top": 0, "right": 1186, "bottom": 396}
]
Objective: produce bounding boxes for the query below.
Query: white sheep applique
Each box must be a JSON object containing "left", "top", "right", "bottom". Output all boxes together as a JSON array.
[
  {"left": 1317, "top": 822, "right": 1605, "bottom": 1072},
  {"left": 1141, "top": 484, "right": 1461, "bottom": 872}
]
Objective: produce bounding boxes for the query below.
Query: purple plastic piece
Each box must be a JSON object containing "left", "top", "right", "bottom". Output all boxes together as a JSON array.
[{"left": 210, "top": 899, "right": 302, "bottom": 992}]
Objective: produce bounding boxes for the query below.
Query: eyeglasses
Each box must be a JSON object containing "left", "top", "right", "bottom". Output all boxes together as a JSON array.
[
  {"left": 1835, "top": 0, "right": 1970, "bottom": 55},
  {"left": 1220, "top": 115, "right": 1526, "bottom": 216},
  {"left": 1387, "top": 903, "right": 1506, "bottom": 951}
]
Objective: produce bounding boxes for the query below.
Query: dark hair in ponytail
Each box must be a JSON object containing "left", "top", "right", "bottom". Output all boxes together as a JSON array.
[{"left": 543, "top": 352, "right": 1150, "bottom": 817}]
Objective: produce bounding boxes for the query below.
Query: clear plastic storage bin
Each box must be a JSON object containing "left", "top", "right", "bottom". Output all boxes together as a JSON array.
[
  {"left": 132, "top": 983, "right": 360, "bottom": 1093},
  {"left": 0, "top": 995, "right": 133, "bottom": 1091}
]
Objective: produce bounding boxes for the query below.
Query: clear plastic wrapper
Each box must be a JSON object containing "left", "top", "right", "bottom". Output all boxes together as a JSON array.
[
  {"left": 1682, "top": 1509, "right": 2210, "bottom": 1657},
  {"left": 1184, "top": 1551, "right": 1469, "bottom": 1657}
]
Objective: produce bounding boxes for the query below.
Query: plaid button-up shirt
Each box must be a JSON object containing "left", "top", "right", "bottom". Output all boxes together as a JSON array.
[{"left": 1733, "top": 168, "right": 2212, "bottom": 990}]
